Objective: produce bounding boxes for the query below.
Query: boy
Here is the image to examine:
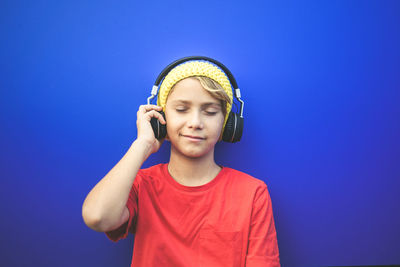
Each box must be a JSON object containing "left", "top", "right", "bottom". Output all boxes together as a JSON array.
[{"left": 82, "top": 59, "right": 280, "bottom": 266}]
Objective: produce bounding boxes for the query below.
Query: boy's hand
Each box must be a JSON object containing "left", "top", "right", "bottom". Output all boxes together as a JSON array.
[{"left": 136, "top": 104, "right": 166, "bottom": 155}]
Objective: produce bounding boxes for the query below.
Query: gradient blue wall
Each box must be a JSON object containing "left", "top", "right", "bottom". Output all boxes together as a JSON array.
[{"left": 1, "top": 1, "right": 399, "bottom": 266}]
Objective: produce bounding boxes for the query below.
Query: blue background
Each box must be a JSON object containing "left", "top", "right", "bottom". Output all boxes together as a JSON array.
[{"left": 1, "top": 1, "right": 399, "bottom": 266}]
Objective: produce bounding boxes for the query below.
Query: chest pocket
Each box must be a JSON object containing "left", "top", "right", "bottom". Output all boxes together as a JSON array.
[{"left": 198, "top": 229, "right": 243, "bottom": 267}]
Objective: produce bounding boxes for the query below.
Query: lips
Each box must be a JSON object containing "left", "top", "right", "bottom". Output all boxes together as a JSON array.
[{"left": 181, "top": 134, "right": 205, "bottom": 140}]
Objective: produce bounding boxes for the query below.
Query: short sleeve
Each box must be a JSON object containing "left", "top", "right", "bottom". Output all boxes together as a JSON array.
[
  {"left": 245, "top": 183, "right": 280, "bottom": 267},
  {"left": 105, "top": 172, "right": 141, "bottom": 242}
]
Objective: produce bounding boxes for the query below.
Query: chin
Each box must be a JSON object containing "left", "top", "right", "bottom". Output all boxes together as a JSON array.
[
  {"left": 182, "top": 150, "right": 208, "bottom": 159},
  {"left": 175, "top": 146, "right": 213, "bottom": 159}
]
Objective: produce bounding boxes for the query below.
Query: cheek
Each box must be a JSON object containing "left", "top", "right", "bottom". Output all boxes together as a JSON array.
[
  {"left": 165, "top": 116, "right": 183, "bottom": 133},
  {"left": 210, "top": 117, "right": 225, "bottom": 136}
]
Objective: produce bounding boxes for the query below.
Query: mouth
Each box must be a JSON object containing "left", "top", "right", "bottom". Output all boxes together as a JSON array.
[{"left": 180, "top": 134, "right": 205, "bottom": 141}]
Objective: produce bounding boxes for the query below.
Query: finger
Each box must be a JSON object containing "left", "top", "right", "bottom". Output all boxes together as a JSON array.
[
  {"left": 138, "top": 105, "right": 162, "bottom": 114},
  {"left": 145, "top": 110, "right": 166, "bottom": 124},
  {"left": 146, "top": 110, "right": 166, "bottom": 124}
]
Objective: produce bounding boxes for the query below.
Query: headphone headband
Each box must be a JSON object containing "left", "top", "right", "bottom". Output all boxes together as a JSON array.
[{"left": 154, "top": 56, "right": 238, "bottom": 89}]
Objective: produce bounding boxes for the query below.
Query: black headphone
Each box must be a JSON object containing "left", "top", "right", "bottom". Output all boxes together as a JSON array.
[{"left": 147, "top": 56, "right": 244, "bottom": 143}]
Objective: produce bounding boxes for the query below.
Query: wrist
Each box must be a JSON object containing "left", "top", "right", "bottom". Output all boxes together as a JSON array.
[{"left": 132, "top": 139, "right": 153, "bottom": 158}]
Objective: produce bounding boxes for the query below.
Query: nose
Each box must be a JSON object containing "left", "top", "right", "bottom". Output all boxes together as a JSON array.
[{"left": 187, "top": 110, "right": 204, "bottom": 129}]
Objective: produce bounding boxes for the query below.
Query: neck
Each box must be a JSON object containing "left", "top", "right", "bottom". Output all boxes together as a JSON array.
[{"left": 167, "top": 146, "right": 221, "bottom": 186}]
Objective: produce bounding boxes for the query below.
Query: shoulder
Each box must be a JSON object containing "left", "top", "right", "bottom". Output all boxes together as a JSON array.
[
  {"left": 138, "top": 163, "right": 165, "bottom": 176},
  {"left": 222, "top": 166, "right": 269, "bottom": 193},
  {"left": 134, "top": 163, "right": 166, "bottom": 186}
]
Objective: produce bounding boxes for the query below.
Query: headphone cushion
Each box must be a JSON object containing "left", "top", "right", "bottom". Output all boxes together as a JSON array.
[
  {"left": 222, "top": 112, "right": 234, "bottom": 142},
  {"left": 222, "top": 112, "right": 243, "bottom": 143}
]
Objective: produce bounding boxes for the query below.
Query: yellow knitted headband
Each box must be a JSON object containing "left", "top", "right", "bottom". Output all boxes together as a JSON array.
[{"left": 157, "top": 60, "right": 234, "bottom": 129}]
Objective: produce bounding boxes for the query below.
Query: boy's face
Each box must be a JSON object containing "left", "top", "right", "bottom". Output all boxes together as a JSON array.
[{"left": 164, "top": 77, "right": 225, "bottom": 159}]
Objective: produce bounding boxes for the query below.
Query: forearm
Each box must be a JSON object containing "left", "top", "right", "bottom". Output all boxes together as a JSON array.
[{"left": 82, "top": 139, "right": 152, "bottom": 231}]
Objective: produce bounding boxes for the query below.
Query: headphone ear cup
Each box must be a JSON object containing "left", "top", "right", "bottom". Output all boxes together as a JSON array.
[
  {"left": 150, "top": 110, "right": 167, "bottom": 140},
  {"left": 222, "top": 112, "right": 243, "bottom": 143},
  {"left": 234, "top": 115, "right": 243, "bottom": 142}
]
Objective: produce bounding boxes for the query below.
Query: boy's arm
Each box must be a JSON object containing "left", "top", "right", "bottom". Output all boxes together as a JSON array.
[
  {"left": 81, "top": 139, "right": 152, "bottom": 232},
  {"left": 246, "top": 184, "right": 280, "bottom": 267},
  {"left": 82, "top": 104, "right": 166, "bottom": 232},
  {"left": 81, "top": 104, "right": 166, "bottom": 233}
]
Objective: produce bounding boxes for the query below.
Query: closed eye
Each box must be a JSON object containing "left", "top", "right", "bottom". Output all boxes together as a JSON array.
[{"left": 175, "top": 108, "right": 219, "bottom": 115}]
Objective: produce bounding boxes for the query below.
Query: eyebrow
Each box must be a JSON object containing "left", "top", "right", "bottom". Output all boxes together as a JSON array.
[{"left": 171, "top": 100, "right": 221, "bottom": 108}]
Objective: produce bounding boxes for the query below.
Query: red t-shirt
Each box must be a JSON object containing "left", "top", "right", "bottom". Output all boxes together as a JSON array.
[{"left": 105, "top": 163, "right": 280, "bottom": 267}]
